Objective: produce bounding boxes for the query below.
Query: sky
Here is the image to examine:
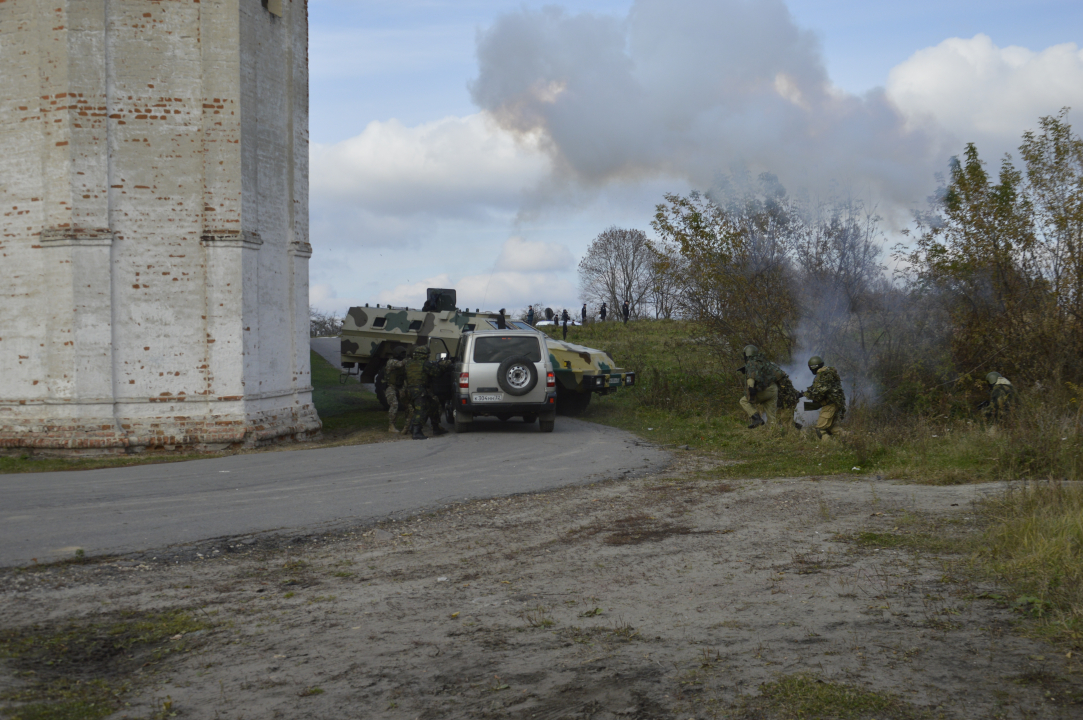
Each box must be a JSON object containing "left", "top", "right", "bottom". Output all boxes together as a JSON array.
[{"left": 306, "top": 0, "right": 1083, "bottom": 317}]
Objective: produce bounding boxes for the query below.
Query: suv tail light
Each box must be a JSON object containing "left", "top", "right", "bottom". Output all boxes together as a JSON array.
[
  {"left": 459, "top": 372, "right": 469, "bottom": 389},
  {"left": 546, "top": 371, "right": 555, "bottom": 389}
]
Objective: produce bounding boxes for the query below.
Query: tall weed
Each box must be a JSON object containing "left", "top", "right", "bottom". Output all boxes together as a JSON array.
[{"left": 977, "top": 481, "right": 1083, "bottom": 644}]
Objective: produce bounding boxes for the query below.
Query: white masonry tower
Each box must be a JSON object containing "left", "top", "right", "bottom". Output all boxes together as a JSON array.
[{"left": 1, "top": 0, "right": 321, "bottom": 452}]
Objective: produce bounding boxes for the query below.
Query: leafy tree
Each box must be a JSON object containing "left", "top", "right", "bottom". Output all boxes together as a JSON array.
[
  {"left": 1019, "top": 109, "right": 1083, "bottom": 366},
  {"left": 651, "top": 180, "right": 798, "bottom": 357},
  {"left": 902, "top": 112, "right": 1083, "bottom": 385}
]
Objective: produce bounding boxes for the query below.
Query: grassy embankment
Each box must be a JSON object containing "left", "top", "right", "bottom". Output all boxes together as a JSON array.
[
  {"left": 549, "top": 318, "right": 1081, "bottom": 484},
  {"left": 550, "top": 318, "right": 1083, "bottom": 645},
  {"left": 308, "top": 348, "right": 389, "bottom": 440},
  {"left": 0, "top": 351, "right": 387, "bottom": 474}
]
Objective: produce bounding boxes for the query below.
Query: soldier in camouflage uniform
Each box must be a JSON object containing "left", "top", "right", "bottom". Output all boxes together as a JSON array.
[
  {"left": 776, "top": 371, "right": 801, "bottom": 424},
  {"left": 424, "top": 354, "right": 454, "bottom": 433},
  {"left": 738, "top": 345, "right": 785, "bottom": 428},
  {"left": 981, "top": 372, "right": 1015, "bottom": 422},
  {"left": 383, "top": 347, "right": 408, "bottom": 433},
  {"left": 801, "top": 356, "right": 846, "bottom": 441},
  {"left": 404, "top": 345, "right": 453, "bottom": 440}
]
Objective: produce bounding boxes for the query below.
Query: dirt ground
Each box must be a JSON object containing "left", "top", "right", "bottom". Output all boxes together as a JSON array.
[{"left": 2, "top": 452, "right": 1081, "bottom": 719}]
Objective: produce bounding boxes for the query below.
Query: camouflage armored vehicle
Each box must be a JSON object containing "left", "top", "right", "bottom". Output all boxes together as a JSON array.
[{"left": 339, "top": 288, "right": 635, "bottom": 417}]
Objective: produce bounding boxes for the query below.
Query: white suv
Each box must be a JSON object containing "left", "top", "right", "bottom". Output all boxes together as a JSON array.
[{"left": 451, "top": 329, "right": 557, "bottom": 433}]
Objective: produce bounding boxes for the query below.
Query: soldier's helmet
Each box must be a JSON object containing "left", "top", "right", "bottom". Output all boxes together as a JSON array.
[
  {"left": 393, "top": 346, "right": 408, "bottom": 360},
  {"left": 985, "top": 371, "right": 1002, "bottom": 385},
  {"left": 808, "top": 356, "right": 825, "bottom": 373},
  {"left": 743, "top": 345, "right": 759, "bottom": 359},
  {"left": 411, "top": 345, "right": 429, "bottom": 359}
]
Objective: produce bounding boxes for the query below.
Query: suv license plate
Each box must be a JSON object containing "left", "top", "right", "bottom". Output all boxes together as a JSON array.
[{"left": 472, "top": 393, "right": 504, "bottom": 403}]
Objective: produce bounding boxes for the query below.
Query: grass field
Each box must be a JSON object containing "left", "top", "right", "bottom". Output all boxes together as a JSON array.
[
  {"left": 308, "top": 350, "right": 392, "bottom": 441},
  {"left": 548, "top": 319, "right": 1082, "bottom": 485},
  {"left": 0, "top": 350, "right": 389, "bottom": 474}
]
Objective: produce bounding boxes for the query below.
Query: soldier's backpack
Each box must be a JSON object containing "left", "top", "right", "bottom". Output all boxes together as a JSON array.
[{"left": 384, "top": 359, "right": 405, "bottom": 388}]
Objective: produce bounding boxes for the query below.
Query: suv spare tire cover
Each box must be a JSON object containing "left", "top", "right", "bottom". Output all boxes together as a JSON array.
[{"left": 496, "top": 356, "right": 538, "bottom": 396}]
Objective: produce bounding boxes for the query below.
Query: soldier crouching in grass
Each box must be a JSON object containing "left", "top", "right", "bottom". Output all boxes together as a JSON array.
[
  {"left": 800, "top": 356, "right": 846, "bottom": 441},
  {"left": 738, "top": 345, "right": 786, "bottom": 429},
  {"left": 980, "top": 371, "right": 1015, "bottom": 423}
]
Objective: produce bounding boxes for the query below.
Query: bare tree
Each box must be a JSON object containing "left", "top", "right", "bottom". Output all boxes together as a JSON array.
[
  {"left": 517, "top": 303, "right": 545, "bottom": 322},
  {"left": 790, "top": 197, "right": 888, "bottom": 404},
  {"left": 309, "top": 306, "right": 343, "bottom": 337},
  {"left": 578, "top": 227, "right": 653, "bottom": 320}
]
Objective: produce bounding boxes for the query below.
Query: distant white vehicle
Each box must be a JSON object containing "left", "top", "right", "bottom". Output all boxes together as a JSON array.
[{"left": 535, "top": 320, "right": 580, "bottom": 327}]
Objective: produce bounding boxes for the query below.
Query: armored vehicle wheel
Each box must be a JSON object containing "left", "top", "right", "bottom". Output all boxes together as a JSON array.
[
  {"left": 522, "top": 413, "right": 537, "bottom": 424},
  {"left": 496, "top": 413, "right": 511, "bottom": 422},
  {"left": 454, "top": 411, "right": 472, "bottom": 433},
  {"left": 539, "top": 415, "right": 555, "bottom": 433},
  {"left": 555, "top": 386, "right": 591, "bottom": 416},
  {"left": 496, "top": 356, "right": 538, "bottom": 396},
  {"left": 373, "top": 371, "right": 391, "bottom": 411}
]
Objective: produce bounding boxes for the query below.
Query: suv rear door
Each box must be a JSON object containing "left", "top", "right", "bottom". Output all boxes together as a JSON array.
[{"left": 468, "top": 334, "right": 547, "bottom": 403}]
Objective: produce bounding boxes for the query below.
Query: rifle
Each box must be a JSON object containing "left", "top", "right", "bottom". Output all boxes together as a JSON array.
[{"left": 736, "top": 366, "right": 755, "bottom": 401}]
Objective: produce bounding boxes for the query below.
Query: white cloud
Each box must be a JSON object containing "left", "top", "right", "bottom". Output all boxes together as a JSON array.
[
  {"left": 310, "top": 113, "right": 550, "bottom": 219},
  {"left": 495, "top": 236, "right": 574, "bottom": 272},
  {"left": 308, "top": 283, "right": 372, "bottom": 317},
  {"left": 887, "top": 35, "right": 1083, "bottom": 151},
  {"left": 371, "top": 274, "right": 452, "bottom": 308},
  {"left": 469, "top": 0, "right": 948, "bottom": 207},
  {"left": 373, "top": 270, "right": 577, "bottom": 314},
  {"left": 309, "top": 283, "right": 338, "bottom": 308},
  {"left": 456, "top": 271, "right": 578, "bottom": 312},
  {"left": 469, "top": 1, "right": 1083, "bottom": 210}
]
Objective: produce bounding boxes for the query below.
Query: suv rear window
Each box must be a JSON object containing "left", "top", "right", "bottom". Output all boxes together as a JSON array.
[{"left": 472, "top": 336, "right": 542, "bottom": 363}]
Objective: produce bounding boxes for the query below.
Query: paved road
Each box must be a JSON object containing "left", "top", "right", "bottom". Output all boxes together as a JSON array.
[{"left": 0, "top": 418, "right": 668, "bottom": 567}]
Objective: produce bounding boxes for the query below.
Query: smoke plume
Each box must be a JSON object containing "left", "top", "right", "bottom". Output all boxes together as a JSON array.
[{"left": 470, "top": 0, "right": 949, "bottom": 209}]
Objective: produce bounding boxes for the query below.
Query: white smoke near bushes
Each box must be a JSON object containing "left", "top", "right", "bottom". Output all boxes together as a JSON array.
[
  {"left": 691, "top": 176, "right": 890, "bottom": 413},
  {"left": 785, "top": 198, "right": 888, "bottom": 411},
  {"left": 470, "top": 0, "right": 950, "bottom": 212}
]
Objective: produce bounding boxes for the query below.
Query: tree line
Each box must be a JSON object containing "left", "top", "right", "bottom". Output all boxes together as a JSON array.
[{"left": 579, "top": 110, "right": 1083, "bottom": 410}]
